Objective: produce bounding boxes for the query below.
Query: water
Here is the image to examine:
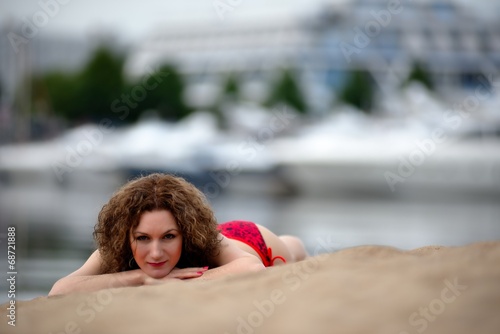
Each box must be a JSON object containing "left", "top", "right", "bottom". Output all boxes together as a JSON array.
[
  {"left": 1, "top": 170, "right": 499, "bottom": 304},
  {"left": 212, "top": 189, "right": 500, "bottom": 250}
]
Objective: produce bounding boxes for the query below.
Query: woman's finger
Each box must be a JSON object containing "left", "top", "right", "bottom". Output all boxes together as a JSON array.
[
  {"left": 167, "top": 267, "right": 208, "bottom": 279},
  {"left": 170, "top": 267, "right": 208, "bottom": 275}
]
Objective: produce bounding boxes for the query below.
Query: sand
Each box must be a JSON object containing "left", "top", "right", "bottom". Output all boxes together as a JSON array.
[{"left": 2, "top": 241, "right": 500, "bottom": 334}]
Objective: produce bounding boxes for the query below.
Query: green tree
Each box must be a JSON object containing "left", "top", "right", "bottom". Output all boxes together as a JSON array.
[
  {"left": 29, "top": 48, "right": 192, "bottom": 125},
  {"left": 72, "top": 47, "right": 126, "bottom": 122},
  {"left": 33, "top": 72, "right": 77, "bottom": 119},
  {"left": 31, "top": 47, "right": 126, "bottom": 124},
  {"left": 133, "top": 64, "right": 191, "bottom": 122},
  {"left": 210, "top": 73, "right": 241, "bottom": 129},
  {"left": 222, "top": 73, "right": 240, "bottom": 100},
  {"left": 404, "top": 62, "right": 434, "bottom": 90},
  {"left": 266, "top": 69, "right": 307, "bottom": 114},
  {"left": 338, "top": 69, "right": 374, "bottom": 113}
]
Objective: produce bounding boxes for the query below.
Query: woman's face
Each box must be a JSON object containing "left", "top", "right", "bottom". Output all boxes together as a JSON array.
[{"left": 130, "top": 210, "right": 183, "bottom": 279}]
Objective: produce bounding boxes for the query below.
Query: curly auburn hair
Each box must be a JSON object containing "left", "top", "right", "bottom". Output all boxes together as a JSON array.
[{"left": 93, "top": 173, "right": 221, "bottom": 274}]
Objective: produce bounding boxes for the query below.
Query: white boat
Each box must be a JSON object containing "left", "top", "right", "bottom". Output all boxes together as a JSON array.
[{"left": 269, "top": 98, "right": 500, "bottom": 198}]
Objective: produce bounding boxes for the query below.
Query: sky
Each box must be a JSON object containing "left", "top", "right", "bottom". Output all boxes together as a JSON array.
[
  {"left": 0, "top": 0, "right": 344, "bottom": 42},
  {"left": 1, "top": 0, "right": 496, "bottom": 44}
]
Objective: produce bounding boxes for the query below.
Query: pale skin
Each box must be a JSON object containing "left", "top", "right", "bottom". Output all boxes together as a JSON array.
[{"left": 49, "top": 210, "right": 307, "bottom": 296}]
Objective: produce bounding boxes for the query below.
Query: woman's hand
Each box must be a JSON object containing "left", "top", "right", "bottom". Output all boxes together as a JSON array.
[{"left": 143, "top": 267, "right": 208, "bottom": 285}]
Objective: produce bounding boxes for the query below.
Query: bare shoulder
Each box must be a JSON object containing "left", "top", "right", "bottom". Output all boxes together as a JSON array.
[{"left": 67, "top": 249, "right": 104, "bottom": 277}]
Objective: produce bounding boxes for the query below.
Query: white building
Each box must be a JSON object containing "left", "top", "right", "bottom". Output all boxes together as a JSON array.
[{"left": 125, "top": 0, "right": 500, "bottom": 110}]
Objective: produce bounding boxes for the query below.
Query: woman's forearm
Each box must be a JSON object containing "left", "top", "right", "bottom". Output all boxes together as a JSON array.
[
  {"left": 194, "top": 257, "right": 265, "bottom": 280},
  {"left": 48, "top": 269, "right": 145, "bottom": 296}
]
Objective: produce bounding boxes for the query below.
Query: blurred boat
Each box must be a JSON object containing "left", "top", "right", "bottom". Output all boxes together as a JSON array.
[
  {"left": 270, "top": 103, "right": 500, "bottom": 198},
  {"left": 0, "top": 112, "right": 221, "bottom": 189},
  {"left": 272, "top": 136, "right": 500, "bottom": 198}
]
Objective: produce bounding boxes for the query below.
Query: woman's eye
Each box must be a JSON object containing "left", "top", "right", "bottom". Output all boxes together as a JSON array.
[
  {"left": 164, "top": 234, "right": 175, "bottom": 240},
  {"left": 136, "top": 236, "right": 148, "bottom": 241}
]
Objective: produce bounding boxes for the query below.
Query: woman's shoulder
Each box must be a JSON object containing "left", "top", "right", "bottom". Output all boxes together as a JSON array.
[{"left": 67, "top": 249, "right": 104, "bottom": 277}]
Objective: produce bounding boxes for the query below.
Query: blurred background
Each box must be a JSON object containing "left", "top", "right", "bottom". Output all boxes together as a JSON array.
[{"left": 1, "top": 0, "right": 499, "bottom": 302}]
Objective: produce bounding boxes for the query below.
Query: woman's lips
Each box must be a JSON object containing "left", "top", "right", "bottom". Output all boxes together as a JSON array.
[{"left": 148, "top": 261, "right": 167, "bottom": 268}]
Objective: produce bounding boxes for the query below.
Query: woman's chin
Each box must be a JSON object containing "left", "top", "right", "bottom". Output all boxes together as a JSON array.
[
  {"left": 140, "top": 266, "right": 172, "bottom": 279},
  {"left": 146, "top": 270, "right": 170, "bottom": 279}
]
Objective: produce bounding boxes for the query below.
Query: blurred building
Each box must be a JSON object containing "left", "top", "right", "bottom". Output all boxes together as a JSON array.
[
  {"left": 0, "top": 26, "right": 101, "bottom": 101},
  {"left": 126, "top": 0, "right": 500, "bottom": 112},
  {"left": 1, "top": 0, "right": 499, "bottom": 140}
]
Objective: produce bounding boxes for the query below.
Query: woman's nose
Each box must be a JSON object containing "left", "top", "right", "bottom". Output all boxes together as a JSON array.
[{"left": 150, "top": 241, "right": 164, "bottom": 259}]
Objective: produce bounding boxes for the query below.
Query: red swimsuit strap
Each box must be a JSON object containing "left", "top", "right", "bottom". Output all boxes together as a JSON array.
[{"left": 267, "top": 247, "right": 286, "bottom": 266}]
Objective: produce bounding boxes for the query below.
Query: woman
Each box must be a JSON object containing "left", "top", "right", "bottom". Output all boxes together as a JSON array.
[{"left": 49, "top": 173, "right": 307, "bottom": 295}]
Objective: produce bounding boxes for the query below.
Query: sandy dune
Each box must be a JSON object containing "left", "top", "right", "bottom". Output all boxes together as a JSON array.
[{"left": 2, "top": 241, "right": 500, "bottom": 334}]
